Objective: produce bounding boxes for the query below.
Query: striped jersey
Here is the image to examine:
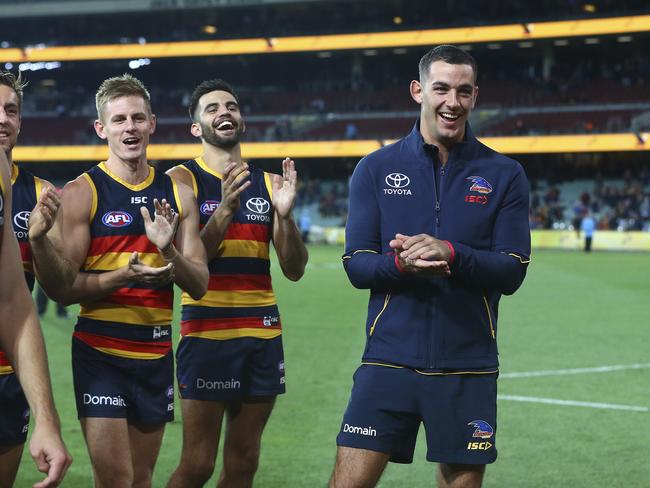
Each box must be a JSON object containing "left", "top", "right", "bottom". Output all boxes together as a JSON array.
[
  {"left": 0, "top": 164, "right": 42, "bottom": 376},
  {"left": 178, "top": 157, "right": 280, "bottom": 341},
  {"left": 11, "top": 164, "right": 42, "bottom": 291},
  {"left": 73, "top": 162, "right": 183, "bottom": 360}
]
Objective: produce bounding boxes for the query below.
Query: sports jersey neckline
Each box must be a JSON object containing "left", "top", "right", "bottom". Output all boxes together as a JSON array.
[
  {"left": 10, "top": 163, "right": 19, "bottom": 185},
  {"left": 98, "top": 161, "right": 155, "bottom": 191},
  {"left": 196, "top": 157, "right": 224, "bottom": 179}
]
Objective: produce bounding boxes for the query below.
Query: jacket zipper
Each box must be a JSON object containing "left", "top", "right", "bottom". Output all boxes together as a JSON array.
[
  {"left": 369, "top": 293, "right": 391, "bottom": 336},
  {"left": 482, "top": 295, "right": 496, "bottom": 339}
]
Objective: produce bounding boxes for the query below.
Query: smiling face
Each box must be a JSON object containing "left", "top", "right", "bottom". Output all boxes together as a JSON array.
[
  {"left": 0, "top": 85, "right": 21, "bottom": 159},
  {"left": 94, "top": 95, "right": 156, "bottom": 164},
  {"left": 191, "top": 89, "right": 245, "bottom": 149},
  {"left": 410, "top": 60, "right": 478, "bottom": 148}
]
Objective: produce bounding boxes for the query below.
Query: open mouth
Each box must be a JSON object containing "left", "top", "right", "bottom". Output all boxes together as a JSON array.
[
  {"left": 123, "top": 137, "right": 140, "bottom": 146},
  {"left": 439, "top": 112, "right": 461, "bottom": 122},
  {"left": 215, "top": 119, "right": 236, "bottom": 132}
]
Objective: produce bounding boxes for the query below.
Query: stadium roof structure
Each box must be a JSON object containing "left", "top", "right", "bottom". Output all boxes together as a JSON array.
[{"left": 1, "top": 14, "right": 649, "bottom": 62}]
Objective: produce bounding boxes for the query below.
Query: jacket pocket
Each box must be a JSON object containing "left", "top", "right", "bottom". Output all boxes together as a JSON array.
[
  {"left": 369, "top": 293, "right": 391, "bottom": 336},
  {"left": 482, "top": 294, "right": 495, "bottom": 340}
]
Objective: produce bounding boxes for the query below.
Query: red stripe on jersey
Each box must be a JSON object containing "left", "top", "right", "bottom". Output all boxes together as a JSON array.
[
  {"left": 19, "top": 241, "right": 32, "bottom": 263},
  {"left": 0, "top": 350, "right": 10, "bottom": 367},
  {"left": 208, "top": 274, "right": 272, "bottom": 291},
  {"left": 87, "top": 234, "right": 158, "bottom": 257},
  {"left": 73, "top": 331, "right": 171, "bottom": 354},
  {"left": 181, "top": 317, "right": 282, "bottom": 335},
  {"left": 224, "top": 223, "right": 270, "bottom": 242},
  {"left": 106, "top": 288, "right": 174, "bottom": 309}
]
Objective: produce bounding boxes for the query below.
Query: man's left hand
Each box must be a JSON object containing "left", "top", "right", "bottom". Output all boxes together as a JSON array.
[{"left": 271, "top": 157, "right": 297, "bottom": 219}]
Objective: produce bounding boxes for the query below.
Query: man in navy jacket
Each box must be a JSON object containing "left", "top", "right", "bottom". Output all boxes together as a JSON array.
[{"left": 329, "top": 45, "right": 531, "bottom": 488}]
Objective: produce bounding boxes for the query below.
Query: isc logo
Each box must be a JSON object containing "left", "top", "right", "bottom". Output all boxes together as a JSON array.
[
  {"left": 467, "top": 441, "right": 493, "bottom": 451},
  {"left": 131, "top": 196, "right": 148, "bottom": 204},
  {"left": 200, "top": 200, "right": 220, "bottom": 215},
  {"left": 102, "top": 211, "right": 133, "bottom": 227}
]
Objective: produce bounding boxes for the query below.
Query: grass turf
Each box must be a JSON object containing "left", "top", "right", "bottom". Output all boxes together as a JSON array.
[{"left": 15, "top": 246, "right": 650, "bottom": 487}]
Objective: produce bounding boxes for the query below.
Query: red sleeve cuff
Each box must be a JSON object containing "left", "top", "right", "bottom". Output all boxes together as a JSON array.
[
  {"left": 394, "top": 254, "right": 406, "bottom": 273},
  {"left": 443, "top": 240, "right": 455, "bottom": 265}
]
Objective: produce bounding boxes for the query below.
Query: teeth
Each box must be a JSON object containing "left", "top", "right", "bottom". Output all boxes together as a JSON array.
[
  {"left": 217, "top": 121, "right": 234, "bottom": 130},
  {"left": 123, "top": 138, "right": 139, "bottom": 144},
  {"left": 440, "top": 113, "right": 460, "bottom": 120}
]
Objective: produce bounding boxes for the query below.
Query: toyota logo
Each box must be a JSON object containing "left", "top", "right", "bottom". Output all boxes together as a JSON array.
[
  {"left": 246, "top": 198, "right": 270, "bottom": 214},
  {"left": 385, "top": 173, "right": 410, "bottom": 188},
  {"left": 13, "top": 211, "right": 31, "bottom": 231}
]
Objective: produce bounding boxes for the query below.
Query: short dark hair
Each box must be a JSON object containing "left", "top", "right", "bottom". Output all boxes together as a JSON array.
[
  {"left": 418, "top": 45, "right": 477, "bottom": 83},
  {"left": 188, "top": 79, "right": 239, "bottom": 121},
  {"left": 0, "top": 70, "right": 27, "bottom": 111}
]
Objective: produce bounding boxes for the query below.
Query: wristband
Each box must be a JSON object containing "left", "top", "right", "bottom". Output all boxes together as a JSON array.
[{"left": 443, "top": 240, "right": 455, "bottom": 265}]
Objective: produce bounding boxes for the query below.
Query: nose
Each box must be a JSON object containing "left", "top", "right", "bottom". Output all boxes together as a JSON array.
[
  {"left": 446, "top": 90, "right": 460, "bottom": 108},
  {"left": 125, "top": 116, "right": 137, "bottom": 131},
  {"left": 0, "top": 108, "right": 7, "bottom": 123}
]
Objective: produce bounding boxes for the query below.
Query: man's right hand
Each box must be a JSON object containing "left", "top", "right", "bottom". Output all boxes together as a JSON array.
[
  {"left": 390, "top": 235, "right": 451, "bottom": 277},
  {"left": 220, "top": 162, "right": 251, "bottom": 215},
  {"left": 28, "top": 187, "right": 61, "bottom": 242},
  {"left": 29, "top": 422, "right": 72, "bottom": 488},
  {"left": 125, "top": 251, "right": 174, "bottom": 285}
]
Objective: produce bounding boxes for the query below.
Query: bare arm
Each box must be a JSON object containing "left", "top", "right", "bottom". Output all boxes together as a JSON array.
[
  {"left": 29, "top": 183, "right": 77, "bottom": 298},
  {"left": 0, "top": 161, "right": 72, "bottom": 488},
  {"left": 144, "top": 188, "right": 208, "bottom": 300},
  {"left": 271, "top": 158, "right": 308, "bottom": 281}
]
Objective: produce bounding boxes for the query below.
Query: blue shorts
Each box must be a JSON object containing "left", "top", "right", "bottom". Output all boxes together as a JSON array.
[
  {"left": 336, "top": 365, "right": 498, "bottom": 465},
  {"left": 72, "top": 338, "right": 174, "bottom": 423},
  {"left": 0, "top": 374, "right": 30, "bottom": 445},
  {"left": 176, "top": 336, "right": 285, "bottom": 401}
]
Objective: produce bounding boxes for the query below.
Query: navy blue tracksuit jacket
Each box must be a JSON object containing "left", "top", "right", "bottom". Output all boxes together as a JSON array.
[{"left": 343, "top": 121, "right": 531, "bottom": 371}]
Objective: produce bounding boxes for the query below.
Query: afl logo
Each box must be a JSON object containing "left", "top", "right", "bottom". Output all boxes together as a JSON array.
[
  {"left": 102, "top": 211, "right": 133, "bottom": 227},
  {"left": 385, "top": 173, "right": 410, "bottom": 188},
  {"left": 13, "top": 211, "right": 31, "bottom": 231},
  {"left": 246, "top": 198, "right": 270, "bottom": 215},
  {"left": 200, "top": 200, "right": 220, "bottom": 215}
]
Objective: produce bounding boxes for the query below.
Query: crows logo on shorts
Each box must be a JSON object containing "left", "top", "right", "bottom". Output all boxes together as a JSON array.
[{"left": 467, "top": 420, "right": 494, "bottom": 439}]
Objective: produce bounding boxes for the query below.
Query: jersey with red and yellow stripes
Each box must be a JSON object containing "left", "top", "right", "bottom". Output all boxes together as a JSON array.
[
  {"left": 178, "top": 158, "right": 280, "bottom": 341},
  {"left": 0, "top": 171, "right": 9, "bottom": 376},
  {"left": 73, "top": 162, "right": 183, "bottom": 360}
]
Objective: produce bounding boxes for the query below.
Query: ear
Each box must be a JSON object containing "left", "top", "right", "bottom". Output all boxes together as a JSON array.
[
  {"left": 471, "top": 85, "right": 479, "bottom": 110},
  {"left": 149, "top": 113, "right": 157, "bottom": 134},
  {"left": 190, "top": 122, "right": 202, "bottom": 138},
  {"left": 94, "top": 119, "right": 107, "bottom": 140},
  {"left": 410, "top": 80, "right": 423, "bottom": 104}
]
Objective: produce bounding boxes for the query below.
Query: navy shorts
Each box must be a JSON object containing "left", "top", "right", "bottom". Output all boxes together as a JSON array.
[
  {"left": 176, "top": 336, "right": 286, "bottom": 401},
  {"left": 336, "top": 364, "right": 498, "bottom": 465},
  {"left": 0, "top": 374, "right": 30, "bottom": 445},
  {"left": 72, "top": 338, "right": 174, "bottom": 423}
]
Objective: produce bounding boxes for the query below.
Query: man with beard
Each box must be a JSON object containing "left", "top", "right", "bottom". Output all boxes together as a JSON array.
[{"left": 166, "top": 79, "right": 308, "bottom": 488}]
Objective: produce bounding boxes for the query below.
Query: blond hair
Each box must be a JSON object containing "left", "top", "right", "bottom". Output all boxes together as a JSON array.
[
  {"left": 95, "top": 73, "right": 151, "bottom": 121},
  {"left": 0, "top": 70, "right": 27, "bottom": 111}
]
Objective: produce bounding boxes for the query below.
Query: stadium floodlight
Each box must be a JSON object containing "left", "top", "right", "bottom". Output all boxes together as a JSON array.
[{"left": 128, "top": 58, "right": 151, "bottom": 69}]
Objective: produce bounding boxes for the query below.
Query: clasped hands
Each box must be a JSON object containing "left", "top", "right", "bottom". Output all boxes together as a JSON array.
[{"left": 390, "top": 233, "right": 451, "bottom": 277}]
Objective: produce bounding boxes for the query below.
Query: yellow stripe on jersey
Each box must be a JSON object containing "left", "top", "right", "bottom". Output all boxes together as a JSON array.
[
  {"left": 79, "top": 302, "right": 171, "bottom": 326},
  {"left": 170, "top": 177, "right": 184, "bottom": 219},
  {"left": 82, "top": 172, "right": 98, "bottom": 223},
  {"left": 184, "top": 328, "right": 282, "bottom": 340},
  {"left": 10, "top": 163, "right": 19, "bottom": 184},
  {"left": 196, "top": 157, "right": 223, "bottom": 178},
  {"left": 218, "top": 239, "right": 269, "bottom": 259},
  {"left": 182, "top": 289, "right": 277, "bottom": 308},
  {"left": 264, "top": 171, "right": 273, "bottom": 200},
  {"left": 84, "top": 251, "right": 164, "bottom": 271},
  {"left": 93, "top": 347, "right": 165, "bottom": 360},
  {"left": 176, "top": 164, "right": 198, "bottom": 197},
  {"left": 98, "top": 162, "right": 155, "bottom": 191},
  {"left": 34, "top": 175, "right": 44, "bottom": 202},
  {"left": 0, "top": 365, "right": 14, "bottom": 375}
]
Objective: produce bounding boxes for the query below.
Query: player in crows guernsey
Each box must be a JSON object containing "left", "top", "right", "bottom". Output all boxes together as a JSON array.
[
  {"left": 0, "top": 136, "right": 72, "bottom": 487},
  {"left": 31, "top": 74, "right": 208, "bottom": 488},
  {"left": 0, "top": 69, "right": 72, "bottom": 487},
  {"left": 166, "top": 79, "right": 308, "bottom": 488}
]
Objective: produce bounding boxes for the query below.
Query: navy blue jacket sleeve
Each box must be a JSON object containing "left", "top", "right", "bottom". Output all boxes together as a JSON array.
[
  {"left": 449, "top": 164, "right": 531, "bottom": 295},
  {"left": 342, "top": 158, "right": 407, "bottom": 290}
]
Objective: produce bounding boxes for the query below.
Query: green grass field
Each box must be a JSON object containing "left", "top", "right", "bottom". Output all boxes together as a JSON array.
[{"left": 15, "top": 246, "right": 650, "bottom": 487}]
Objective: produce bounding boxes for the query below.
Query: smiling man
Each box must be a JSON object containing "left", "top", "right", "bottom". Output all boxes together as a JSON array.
[
  {"left": 166, "top": 79, "right": 308, "bottom": 488},
  {"left": 31, "top": 74, "right": 208, "bottom": 488},
  {"left": 329, "top": 45, "right": 531, "bottom": 488}
]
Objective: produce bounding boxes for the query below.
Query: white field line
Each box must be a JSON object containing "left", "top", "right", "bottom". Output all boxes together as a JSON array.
[
  {"left": 499, "top": 395, "right": 648, "bottom": 412},
  {"left": 500, "top": 363, "right": 650, "bottom": 379}
]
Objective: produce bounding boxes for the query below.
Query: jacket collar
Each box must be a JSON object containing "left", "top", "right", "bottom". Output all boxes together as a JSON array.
[{"left": 404, "top": 118, "right": 481, "bottom": 166}]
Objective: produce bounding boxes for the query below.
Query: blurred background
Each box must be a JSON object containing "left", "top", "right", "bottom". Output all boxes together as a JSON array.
[{"left": 2, "top": 0, "right": 650, "bottom": 250}]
